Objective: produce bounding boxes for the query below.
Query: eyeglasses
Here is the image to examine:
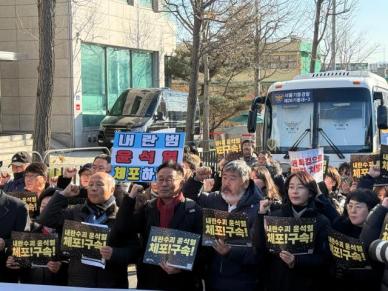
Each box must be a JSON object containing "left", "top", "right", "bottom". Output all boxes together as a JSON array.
[{"left": 346, "top": 203, "right": 367, "bottom": 211}]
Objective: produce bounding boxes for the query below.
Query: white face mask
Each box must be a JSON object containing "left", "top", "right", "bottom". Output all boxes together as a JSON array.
[{"left": 221, "top": 190, "right": 245, "bottom": 206}]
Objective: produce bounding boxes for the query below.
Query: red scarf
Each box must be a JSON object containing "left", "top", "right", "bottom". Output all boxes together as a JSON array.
[{"left": 157, "top": 192, "right": 184, "bottom": 228}]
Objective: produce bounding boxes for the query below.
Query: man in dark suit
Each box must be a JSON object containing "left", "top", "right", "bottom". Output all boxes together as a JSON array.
[{"left": 0, "top": 190, "right": 29, "bottom": 282}]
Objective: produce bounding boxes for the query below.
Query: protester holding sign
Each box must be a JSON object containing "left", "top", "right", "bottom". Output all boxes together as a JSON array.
[
  {"left": 39, "top": 172, "right": 137, "bottom": 288},
  {"left": 5, "top": 189, "right": 67, "bottom": 286},
  {"left": 360, "top": 197, "right": 388, "bottom": 291},
  {"left": 257, "top": 171, "right": 330, "bottom": 291},
  {"left": 0, "top": 190, "right": 29, "bottom": 283},
  {"left": 195, "top": 160, "right": 263, "bottom": 291},
  {"left": 324, "top": 189, "right": 380, "bottom": 291},
  {"left": 110, "top": 161, "right": 203, "bottom": 290}
]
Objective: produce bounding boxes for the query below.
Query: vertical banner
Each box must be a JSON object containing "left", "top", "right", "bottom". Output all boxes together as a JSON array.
[
  {"left": 264, "top": 216, "right": 316, "bottom": 254},
  {"left": 111, "top": 132, "right": 185, "bottom": 183},
  {"left": 289, "top": 148, "right": 324, "bottom": 182},
  {"left": 143, "top": 227, "right": 200, "bottom": 271},
  {"left": 11, "top": 232, "right": 57, "bottom": 268},
  {"left": 202, "top": 209, "right": 251, "bottom": 247},
  {"left": 328, "top": 230, "right": 368, "bottom": 269}
]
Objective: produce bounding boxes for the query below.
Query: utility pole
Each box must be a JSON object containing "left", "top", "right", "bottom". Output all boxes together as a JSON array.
[{"left": 331, "top": 0, "right": 336, "bottom": 70}]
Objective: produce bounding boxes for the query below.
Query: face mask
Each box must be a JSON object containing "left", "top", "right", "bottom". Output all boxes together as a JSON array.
[{"left": 14, "top": 171, "right": 24, "bottom": 180}]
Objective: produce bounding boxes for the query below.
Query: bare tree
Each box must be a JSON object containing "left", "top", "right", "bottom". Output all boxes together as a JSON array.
[
  {"left": 320, "top": 9, "right": 379, "bottom": 71},
  {"left": 33, "top": 0, "right": 56, "bottom": 156},
  {"left": 310, "top": 0, "right": 354, "bottom": 73}
]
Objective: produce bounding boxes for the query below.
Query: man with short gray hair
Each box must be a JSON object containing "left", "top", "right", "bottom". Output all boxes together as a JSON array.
[
  {"left": 196, "top": 159, "right": 263, "bottom": 290},
  {"left": 39, "top": 172, "right": 137, "bottom": 288}
]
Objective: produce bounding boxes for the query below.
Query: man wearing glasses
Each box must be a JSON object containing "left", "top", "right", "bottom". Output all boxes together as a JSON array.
[{"left": 111, "top": 161, "right": 203, "bottom": 291}]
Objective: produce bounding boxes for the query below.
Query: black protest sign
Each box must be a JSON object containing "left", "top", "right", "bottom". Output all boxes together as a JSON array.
[
  {"left": 380, "top": 213, "right": 388, "bottom": 241},
  {"left": 202, "top": 208, "right": 251, "bottom": 247},
  {"left": 11, "top": 231, "right": 57, "bottom": 268},
  {"left": 379, "top": 145, "right": 388, "bottom": 185},
  {"left": 350, "top": 154, "right": 378, "bottom": 180},
  {"left": 8, "top": 192, "right": 37, "bottom": 217},
  {"left": 264, "top": 216, "right": 316, "bottom": 254},
  {"left": 328, "top": 229, "right": 368, "bottom": 269},
  {"left": 61, "top": 220, "right": 109, "bottom": 261},
  {"left": 143, "top": 226, "right": 200, "bottom": 271}
]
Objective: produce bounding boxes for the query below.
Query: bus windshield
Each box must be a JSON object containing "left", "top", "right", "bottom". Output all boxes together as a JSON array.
[
  {"left": 265, "top": 87, "right": 372, "bottom": 154},
  {"left": 110, "top": 90, "right": 159, "bottom": 117}
]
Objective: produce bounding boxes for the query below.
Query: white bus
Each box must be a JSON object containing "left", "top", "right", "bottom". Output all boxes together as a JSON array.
[{"left": 248, "top": 71, "right": 388, "bottom": 167}]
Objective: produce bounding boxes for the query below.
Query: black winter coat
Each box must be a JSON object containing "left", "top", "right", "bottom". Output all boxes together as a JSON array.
[
  {"left": 197, "top": 180, "right": 263, "bottom": 291},
  {"left": 360, "top": 204, "right": 388, "bottom": 291},
  {"left": 329, "top": 216, "right": 381, "bottom": 291},
  {"left": 39, "top": 192, "right": 138, "bottom": 288},
  {"left": 258, "top": 202, "right": 331, "bottom": 291},
  {"left": 110, "top": 195, "right": 203, "bottom": 291},
  {"left": 0, "top": 191, "right": 29, "bottom": 282}
]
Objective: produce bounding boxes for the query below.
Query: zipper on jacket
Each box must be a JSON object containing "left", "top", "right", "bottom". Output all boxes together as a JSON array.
[{"left": 220, "top": 259, "right": 224, "bottom": 273}]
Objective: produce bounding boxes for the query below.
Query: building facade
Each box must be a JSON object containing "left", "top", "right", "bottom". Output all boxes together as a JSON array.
[{"left": 0, "top": 0, "right": 176, "bottom": 147}]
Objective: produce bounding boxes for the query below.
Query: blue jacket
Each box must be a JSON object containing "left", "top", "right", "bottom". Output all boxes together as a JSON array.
[
  {"left": 3, "top": 175, "right": 25, "bottom": 193},
  {"left": 198, "top": 180, "right": 263, "bottom": 291}
]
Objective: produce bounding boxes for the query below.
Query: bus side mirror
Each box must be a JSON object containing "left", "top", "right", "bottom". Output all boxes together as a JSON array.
[
  {"left": 247, "top": 96, "right": 266, "bottom": 133},
  {"left": 247, "top": 110, "right": 257, "bottom": 133},
  {"left": 373, "top": 91, "right": 383, "bottom": 102},
  {"left": 377, "top": 105, "right": 388, "bottom": 129}
]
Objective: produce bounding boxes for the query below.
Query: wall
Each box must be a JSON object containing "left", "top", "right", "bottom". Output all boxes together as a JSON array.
[{"left": 0, "top": 0, "right": 176, "bottom": 147}]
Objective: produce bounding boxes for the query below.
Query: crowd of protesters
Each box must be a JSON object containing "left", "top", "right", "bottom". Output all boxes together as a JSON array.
[{"left": 0, "top": 140, "right": 388, "bottom": 291}]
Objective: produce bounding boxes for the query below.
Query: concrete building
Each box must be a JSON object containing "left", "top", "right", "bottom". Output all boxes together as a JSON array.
[{"left": 0, "top": 0, "right": 176, "bottom": 147}]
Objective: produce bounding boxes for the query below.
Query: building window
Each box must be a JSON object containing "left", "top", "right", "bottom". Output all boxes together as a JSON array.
[
  {"left": 81, "top": 44, "right": 155, "bottom": 129},
  {"left": 139, "top": 0, "right": 153, "bottom": 9},
  {"left": 132, "top": 51, "right": 153, "bottom": 88},
  {"left": 107, "top": 48, "right": 131, "bottom": 109},
  {"left": 81, "top": 44, "right": 106, "bottom": 128}
]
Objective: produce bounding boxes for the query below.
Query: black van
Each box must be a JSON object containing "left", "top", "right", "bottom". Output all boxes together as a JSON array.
[{"left": 97, "top": 88, "right": 200, "bottom": 147}]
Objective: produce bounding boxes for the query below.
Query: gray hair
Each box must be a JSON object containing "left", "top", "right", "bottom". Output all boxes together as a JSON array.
[{"left": 222, "top": 160, "right": 251, "bottom": 183}]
